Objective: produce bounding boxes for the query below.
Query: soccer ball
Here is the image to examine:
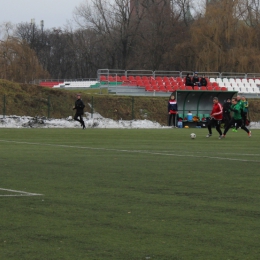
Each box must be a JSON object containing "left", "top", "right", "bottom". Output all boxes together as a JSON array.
[{"left": 190, "top": 133, "right": 196, "bottom": 139}]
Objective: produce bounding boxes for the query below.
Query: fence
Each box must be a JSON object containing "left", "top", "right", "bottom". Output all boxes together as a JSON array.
[
  {"left": 1, "top": 93, "right": 259, "bottom": 124},
  {"left": 0, "top": 94, "right": 172, "bottom": 125}
]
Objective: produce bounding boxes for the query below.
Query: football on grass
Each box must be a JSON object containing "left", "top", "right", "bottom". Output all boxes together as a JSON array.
[{"left": 190, "top": 133, "right": 196, "bottom": 139}]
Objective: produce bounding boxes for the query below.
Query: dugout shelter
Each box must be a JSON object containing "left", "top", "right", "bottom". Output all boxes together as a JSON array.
[{"left": 172, "top": 90, "right": 238, "bottom": 124}]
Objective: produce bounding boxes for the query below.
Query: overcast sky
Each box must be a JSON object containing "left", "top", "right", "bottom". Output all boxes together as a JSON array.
[{"left": 0, "top": 0, "right": 85, "bottom": 29}]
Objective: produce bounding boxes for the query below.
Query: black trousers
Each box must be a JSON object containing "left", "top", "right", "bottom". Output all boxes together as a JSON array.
[
  {"left": 223, "top": 112, "right": 231, "bottom": 128},
  {"left": 168, "top": 114, "right": 177, "bottom": 126},
  {"left": 74, "top": 112, "right": 85, "bottom": 127},
  {"left": 207, "top": 118, "right": 222, "bottom": 135},
  {"left": 224, "top": 118, "right": 249, "bottom": 135}
]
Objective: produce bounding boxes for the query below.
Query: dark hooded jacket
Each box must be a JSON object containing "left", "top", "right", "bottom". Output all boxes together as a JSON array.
[
  {"left": 74, "top": 99, "right": 85, "bottom": 115},
  {"left": 200, "top": 77, "right": 207, "bottom": 86},
  {"left": 185, "top": 75, "right": 193, "bottom": 86},
  {"left": 223, "top": 100, "right": 231, "bottom": 114}
]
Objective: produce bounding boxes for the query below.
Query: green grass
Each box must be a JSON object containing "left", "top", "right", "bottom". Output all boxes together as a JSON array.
[{"left": 0, "top": 128, "right": 260, "bottom": 260}]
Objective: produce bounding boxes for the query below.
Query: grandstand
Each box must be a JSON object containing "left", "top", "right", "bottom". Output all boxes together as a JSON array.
[{"left": 38, "top": 69, "right": 260, "bottom": 97}]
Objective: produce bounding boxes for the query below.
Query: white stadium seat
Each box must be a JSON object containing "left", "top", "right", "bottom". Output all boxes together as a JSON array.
[
  {"left": 247, "top": 87, "right": 255, "bottom": 93},
  {"left": 244, "top": 83, "right": 251, "bottom": 89},
  {"left": 235, "top": 78, "right": 242, "bottom": 83},
  {"left": 53, "top": 81, "right": 98, "bottom": 88},
  {"left": 224, "top": 82, "right": 232, "bottom": 88},
  {"left": 210, "top": 78, "right": 216, "bottom": 83},
  {"left": 254, "top": 87, "right": 260, "bottom": 93},
  {"left": 240, "top": 87, "right": 248, "bottom": 93},
  {"left": 222, "top": 78, "right": 229, "bottom": 83},
  {"left": 237, "top": 82, "right": 244, "bottom": 88},
  {"left": 233, "top": 86, "right": 240, "bottom": 92},
  {"left": 216, "top": 78, "right": 222, "bottom": 83}
]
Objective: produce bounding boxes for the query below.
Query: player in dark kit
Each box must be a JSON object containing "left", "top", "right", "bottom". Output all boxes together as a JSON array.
[
  {"left": 73, "top": 94, "right": 86, "bottom": 129},
  {"left": 206, "top": 97, "right": 223, "bottom": 139},
  {"left": 223, "top": 98, "right": 231, "bottom": 128},
  {"left": 220, "top": 98, "right": 251, "bottom": 139}
]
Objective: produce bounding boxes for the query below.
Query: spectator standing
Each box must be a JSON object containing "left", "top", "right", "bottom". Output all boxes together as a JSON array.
[
  {"left": 168, "top": 94, "right": 178, "bottom": 127},
  {"left": 73, "top": 94, "right": 86, "bottom": 129},
  {"left": 206, "top": 97, "right": 223, "bottom": 139}
]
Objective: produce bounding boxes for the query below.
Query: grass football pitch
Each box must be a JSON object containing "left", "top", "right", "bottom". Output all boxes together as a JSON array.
[{"left": 0, "top": 128, "right": 260, "bottom": 260}]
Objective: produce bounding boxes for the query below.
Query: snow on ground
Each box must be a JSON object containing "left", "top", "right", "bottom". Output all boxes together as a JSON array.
[
  {"left": 0, "top": 113, "right": 162, "bottom": 129},
  {"left": 0, "top": 112, "right": 259, "bottom": 129}
]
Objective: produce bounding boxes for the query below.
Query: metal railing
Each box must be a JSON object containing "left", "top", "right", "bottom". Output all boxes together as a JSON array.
[{"left": 97, "top": 69, "right": 260, "bottom": 80}]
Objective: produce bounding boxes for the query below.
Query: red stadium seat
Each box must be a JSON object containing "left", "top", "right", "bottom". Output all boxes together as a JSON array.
[
  {"left": 166, "top": 85, "right": 173, "bottom": 92},
  {"left": 136, "top": 80, "right": 144, "bottom": 87},
  {"left": 100, "top": 75, "right": 107, "bottom": 81},
  {"left": 159, "top": 86, "right": 167, "bottom": 92},
  {"left": 152, "top": 85, "right": 159, "bottom": 91},
  {"left": 108, "top": 76, "right": 115, "bottom": 82},
  {"left": 40, "top": 81, "right": 63, "bottom": 88},
  {"left": 121, "top": 75, "right": 129, "bottom": 83},
  {"left": 128, "top": 76, "right": 136, "bottom": 83}
]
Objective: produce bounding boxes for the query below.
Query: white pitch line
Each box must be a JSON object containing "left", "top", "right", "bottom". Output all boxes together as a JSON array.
[
  {"left": 0, "top": 139, "right": 260, "bottom": 163},
  {"left": 0, "top": 188, "right": 43, "bottom": 196}
]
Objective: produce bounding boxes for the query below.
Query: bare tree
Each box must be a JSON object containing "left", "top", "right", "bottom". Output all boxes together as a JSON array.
[{"left": 74, "top": 0, "right": 146, "bottom": 69}]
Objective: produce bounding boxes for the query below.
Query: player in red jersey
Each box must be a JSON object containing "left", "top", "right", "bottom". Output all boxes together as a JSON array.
[{"left": 206, "top": 97, "right": 223, "bottom": 139}]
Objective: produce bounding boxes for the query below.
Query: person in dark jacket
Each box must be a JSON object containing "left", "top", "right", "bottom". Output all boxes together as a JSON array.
[
  {"left": 168, "top": 94, "right": 178, "bottom": 127},
  {"left": 73, "top": 94, "right": 86, "bottom": 129},
  {"left": 192, "top": 73, "right": 200, "bottom": 86},
  {"left": 185, "top": 73, "right": 193, "bottom": 87},
  {"left": 199, "top": 75, "right": 208, "bottom": 87},
  {"left": 222, "top": 98, "right": 231, "bottom": 128}
]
